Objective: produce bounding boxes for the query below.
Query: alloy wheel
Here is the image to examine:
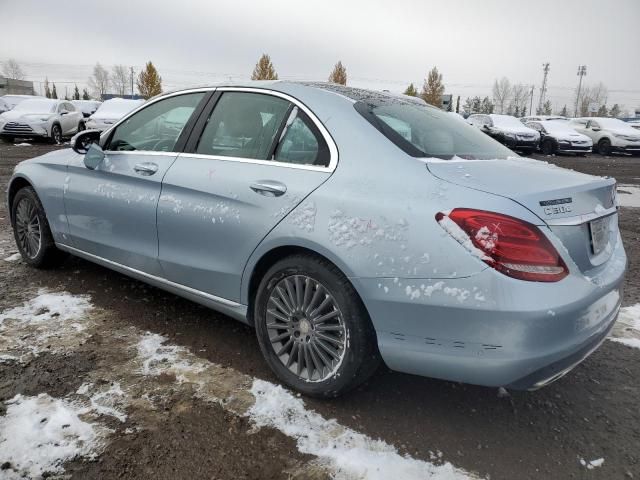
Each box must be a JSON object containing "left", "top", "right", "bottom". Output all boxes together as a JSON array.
[
  {"left": 266, "top": 275, "right": 347, "bottom": 382},
  {"left": 15, "top": 197, "right": 41, "bottom": 259}
]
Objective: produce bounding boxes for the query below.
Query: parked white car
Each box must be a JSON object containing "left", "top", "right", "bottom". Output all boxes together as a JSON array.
[
  {"left": 627, "top": 119, "right": 640, "bottom": 131},
  {"left": 570, "top": 117, "right": 640, "bottom": 155},
  {"left": 0, "top": 98, "right": 84, "bottom": 143},
  {"left": 468, "top": 113, "right": 540, "bottom": 153},
  {"left": 72, "top": 100, "right": 102, "bottom": 118},
  {"left": 85, "top": 98, "right": 144, "bottom": 131},
  {"left": 526, "top": 120, "right": 592, "bottom": 155}
]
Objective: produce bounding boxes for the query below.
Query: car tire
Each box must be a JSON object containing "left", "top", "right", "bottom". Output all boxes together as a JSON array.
[
  {"left": 0, "top": 136, "right": 15, "bottom": 144},
  {"left": 597, "top": 138, "right": 611, "bottom": 156},
  {"left": 11, "top": 186, "right": 66, "bottom": 269},
  {"left": 541, "top": 139, "right": 556, "bottom": 155},
  {"left": 51, "top": 124, "right": 62, "bottom": 144},
  {"left": 254, "top": 254, "right": 381, "bottom": 398},
  {"left": 77, "top": 122, "right": 85, "bottom": 132}
]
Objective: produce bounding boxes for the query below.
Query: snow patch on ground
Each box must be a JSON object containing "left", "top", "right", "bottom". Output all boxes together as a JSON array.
[
  {"left": 77, "top": 382, "right": 128, "bottom": 423},
  {"left": 136, "top": 332, "right": 206, "bottom": 381},
  {"left": 248, "top": 380, "right": 474, "bottom": 480},
  {"left": 3, "top": 252, "right": 21, "bottom": 262},
  {"left": 617, "top": 184, "right": 640, "bottom": 208},
  {"left": 0, "top": 393, "right": 102, "bottom": 479},
  {"left": 609, "top": 304, "right": 640, "bottom": 349},
  {"left": 579, "top": 457, "right": 605, "bottom": 470}
]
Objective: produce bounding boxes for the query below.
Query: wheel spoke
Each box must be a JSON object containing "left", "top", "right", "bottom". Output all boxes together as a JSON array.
[
  {"left": 276, "top": 338, "right": 293, "bottom": 357},
  {"left": 269, "top": 331, "right": 291, "bottom": 343},
  {"left": 267, "top": 308, "right": 290, "bottom": 324},
  {"left": 312, "top": 309, "right": 340, "bottom": 325},
  {"left": 294, "top": 276, "right": 304, "bottom": 310},
  {"left": 303, "top": 343, "right": 314, "bottom": 379},
  {"left": 316, "top": 338, "right": 341, "bottom": 361},
  {"left": 316, "top": 332, "right": 344, "bottom": 347},
  {"left": 315, "top": 324, "right": 344, "bottom": 332},
  {"left": 310, "top": 295, "right": 332, "bottom": 318},
  {"left": 301, "top": 277, "right": 313, "bottom": 311},
  {"left": 286, "top": 343, "right": 299, "bottom": 368},
  {"left": 305, "top": 284, "right": 324, "bottom": 314},
  {"left": 274, "top": 286, "right": 293, "bottom": 314},
  {"left": 283, "top": 278, "right": 297, "bottom": 309},
  {"left": 296, "top": 343, "right": 304, "bottom": 376}
]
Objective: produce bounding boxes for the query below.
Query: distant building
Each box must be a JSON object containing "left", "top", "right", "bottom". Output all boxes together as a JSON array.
[{"left": 0, "top": 77, "right": 35, "bottom": 96}]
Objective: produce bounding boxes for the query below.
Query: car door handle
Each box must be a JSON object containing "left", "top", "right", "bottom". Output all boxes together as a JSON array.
[
  {"left": 250, "top": 180, "right": 287, "bottom": 197},
  {"left": 134, "top": 162, "right": 159, "bottom": 175}
]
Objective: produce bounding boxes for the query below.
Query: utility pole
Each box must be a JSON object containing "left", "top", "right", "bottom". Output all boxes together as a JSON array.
[
  {"left": 537, "top": 63, "right": 550, "bottom": 114},
  {"left": 528, "top": 85, "right": 535, "bottom": 117},
  {"left": 130, "top": 67, "right": 135, "bottom": 98},
  {"left": 574, "top": 65, "right": 587, "bottom": 117}
]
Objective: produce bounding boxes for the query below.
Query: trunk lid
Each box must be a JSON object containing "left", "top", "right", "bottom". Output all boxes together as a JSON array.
[{"left": 426, "top": 158, "right": 619, "bottom": 273}]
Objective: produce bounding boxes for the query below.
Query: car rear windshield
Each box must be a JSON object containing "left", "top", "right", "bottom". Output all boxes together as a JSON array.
[
  {"left": 355, "top": 99, "right": 515, "bottom": 160},
  {"left": 490, "top": 115, "right": 526, "bottom": 128}
]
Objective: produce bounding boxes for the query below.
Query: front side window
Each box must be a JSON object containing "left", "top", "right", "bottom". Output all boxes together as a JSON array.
[
  {"left": 108, "top": 92, "right": 205, "bottom": 152},
  {"left": 356, "top": 99, "right": 515, "bottom": 160},
  {"left": 274, "top": 111, "right": 329, "bottom": 166},
  {"left": 196, "top": 92, "right": 291, "bottom": 159}
]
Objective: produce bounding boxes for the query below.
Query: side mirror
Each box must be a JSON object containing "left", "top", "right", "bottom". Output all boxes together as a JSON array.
[
  {"left": 71, "top": 129, "right": 101, "bottom": 154},
  {"left": 83, "top": 143, "right": 105, "bottom": 170}
]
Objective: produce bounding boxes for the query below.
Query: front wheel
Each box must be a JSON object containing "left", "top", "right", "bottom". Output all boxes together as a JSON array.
[
  {"left": 541, "top": 139, "right": 556, "bottom": 155},
  {"left": 254, "top": 254, "right": 380, "bottom": 397},
  {"left": 11, "top": 187, "right": 65, "bottom": 268},
  {"left": 597, "top": 138, "right": 611, "bottom": 156},
  {"left": 77, "top": 121, "right": 85, "bottom": 133},
  {"left": 51, "top": 124, "right": 62, "bottom": 144}
]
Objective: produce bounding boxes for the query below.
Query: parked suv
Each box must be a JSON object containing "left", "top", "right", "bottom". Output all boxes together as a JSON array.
[
  {"left": 0, "top": 98, "right": 84, "bottom": 143},
  {"left": 86, "top": 98, "right": 144, "bottom": 131},
  {"left": 520, "top": 115, "right": 567, "bottom": 123},
  {"left": 570, "top": 117, "right": 640, "bottom": 155},
  {"left": 468, "top": 113, "right": 540, "bottom": 153},
  {"left": 0, "top": 94, "right": 42, "bottom": 113},
  {"left": 526, "top": 120, "right": 592, "bottom": 155},
  {"left": 72, "top": 100, "right": 102, "bottom": 118}
]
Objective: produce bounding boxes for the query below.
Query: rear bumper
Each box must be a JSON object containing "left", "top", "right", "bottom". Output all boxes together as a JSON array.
[
  {"left": 503, "top": 137, "right": 539, "bottom": 150},
  {"left": 557, "top": 144, "right": 592, "bottom": 153},
  {"left": 355, "top": 238, "right": 626, "bottom": 389}
]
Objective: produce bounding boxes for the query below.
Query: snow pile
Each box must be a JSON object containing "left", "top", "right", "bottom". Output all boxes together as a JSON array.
[
  {"left": 0, "top": 290, "right": 93, "bottom": 360},
  {"left": 609, "top": 304, "right": 640, "bottom": 349},
  {"left": 579, "top": 457, "right": 604, "bottom": 470},
  {"left": 0, "top": 394, "right": 101, "bottom": 479},
  {"left": 617, "top": 184, "right": 640, "bottom": 208},
  {"left": 248, "top": 380, "right": 474, "bottom": 480}
]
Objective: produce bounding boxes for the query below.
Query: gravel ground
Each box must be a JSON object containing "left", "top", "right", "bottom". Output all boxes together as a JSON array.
[{"left": 0, "top": 143, "right": 639, "bottom": 479}]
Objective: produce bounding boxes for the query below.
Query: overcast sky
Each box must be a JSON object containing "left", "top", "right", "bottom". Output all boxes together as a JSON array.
[{"left": 2, "top": 0, "right": 639, "bottom": 110}]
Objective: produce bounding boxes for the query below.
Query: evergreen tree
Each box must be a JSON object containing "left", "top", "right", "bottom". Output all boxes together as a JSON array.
[
  {"left": 51, "top": 83, "right": 58, "bottom": 99},
  {"left": 44, "top": 77, "right": 51, "bottom": 98},
  {"left": 480, "top": 96, "right": 494, "bottom": 114},
  {"left": 560, "top": 105, "right": 568, "bottom": 117},
  {"left": 328, "top": 61, "right": 347, "bottom": 85},
  {"left": 403, "top": 83, "right": 418, "bottom": 97},
  {"left": 136, "top": 61, "right": 163, "bottom": 99},
  {"left": 597, "top": 104, "right": 608, "bottom": 117},
  {"left": 472, "top": 96, "right": 482, "bottom": 113},
  {"left": 73, "top": 84, "right": 80, "bottom": 100},
  {"left": 82, "top": 88, "right": 90, "bottom": 100},
  {"left": 251, "top": 54, "right": 278, "bottom": 80},
  {"left": 420, "top": 67, "right": 445, "bottom": 107},
  {"left": 455, "top": 95, "right": 460, "bottom": 113},
  {"left": 542, "top": 99, "right": 552, "bottom": 115},
  {"left": 609, "top": 104, "right": 621, "bottom": 118},
  {"left": 514, "top": 105, "right": 520, "bottom": 117}
]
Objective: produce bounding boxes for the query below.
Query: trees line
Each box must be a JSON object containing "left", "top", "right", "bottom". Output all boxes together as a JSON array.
[{"left": 0, "top": 57, "right": 631, "bottom": 117}]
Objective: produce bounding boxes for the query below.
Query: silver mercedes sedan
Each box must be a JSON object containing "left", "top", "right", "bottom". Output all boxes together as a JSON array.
[{"left": 7, "top": 82, "right": 626, "bottom": 397}]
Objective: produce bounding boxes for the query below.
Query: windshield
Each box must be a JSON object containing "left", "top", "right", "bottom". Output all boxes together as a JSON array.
[
  {"left": 490, "top": 115, "right": 527, "bottom": 128},
  {"left": 355, "top": 99, "right": 515, "bottom": 160},
  {"left": 13, "top": 99, "right": 57, "bottom": 114},
  {"left": 95, "top": 100, "right": 143, "bottom": 117}
]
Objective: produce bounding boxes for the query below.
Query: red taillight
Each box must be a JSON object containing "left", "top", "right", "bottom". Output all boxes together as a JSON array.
[{"left": 436, "top": 209, "right": 568, "bottom": 282}]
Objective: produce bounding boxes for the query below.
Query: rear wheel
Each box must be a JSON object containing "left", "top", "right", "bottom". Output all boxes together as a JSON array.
[
  {"left": 11, "top": 187, "right": 65, "bottom": 268},
  {"left": 597, "top": 138, "right": 611, "bottom": 156},
  {"left": 254, "top": 254, "right": 380, "bottom": 397},
  {"left": 541, "top": 139, "right": 556, "bottom": 155},
  {"left": 0, "top": 135, "right": 14, "bottom": 144}
]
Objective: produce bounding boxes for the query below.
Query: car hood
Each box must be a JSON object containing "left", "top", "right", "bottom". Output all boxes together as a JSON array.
[
  {"left": 607, "top": 128, "right": 640, "bottom": 137},
  {"left": 553, "top": 132, "right": 592, "bottom": 142},
  {"left": 426, "top": 157, "right": 616, "bottom": 223},
  {"left": 492, "top": 126, "right": 538, "bottom": 135}
]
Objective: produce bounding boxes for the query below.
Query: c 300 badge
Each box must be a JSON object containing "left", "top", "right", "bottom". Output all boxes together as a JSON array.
[{"left": 539, "top": 197, "right": 573, "bottom": 215}]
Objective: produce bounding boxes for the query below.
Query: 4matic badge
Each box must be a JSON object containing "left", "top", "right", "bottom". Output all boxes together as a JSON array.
[{"left": 539, "top": 197, "right": 573, "bottom": 215}]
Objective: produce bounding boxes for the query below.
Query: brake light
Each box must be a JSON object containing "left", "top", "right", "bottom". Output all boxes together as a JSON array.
[{"left": 436, "top": 209, "right": 568, "bottom": 282}]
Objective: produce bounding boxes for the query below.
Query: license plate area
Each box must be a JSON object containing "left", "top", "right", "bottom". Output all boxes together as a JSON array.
[{"left": 589, "top": 216, "right": 609, "bottom": 255}]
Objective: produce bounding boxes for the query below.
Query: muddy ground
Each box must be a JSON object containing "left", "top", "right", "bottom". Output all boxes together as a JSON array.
[{"left": 0, "top": 143, "right": 639, "bottom": 479}]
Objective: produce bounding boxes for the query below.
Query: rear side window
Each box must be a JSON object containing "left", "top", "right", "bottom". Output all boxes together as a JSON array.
[
  {"left": 356, "top": 99, "right": 514, "bottom": 160},
  {"left": 108, "top": 92, "right": 205, "bottom": 152},
  {"left": 196, "top": 92, "right": 290, "bottom": 160},
  {"left": 274, "top": 110, "right": 330, "bottom": 166}
]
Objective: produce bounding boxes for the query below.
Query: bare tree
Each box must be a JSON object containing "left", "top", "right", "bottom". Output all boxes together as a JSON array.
[
  {"left": 87, "top": 63, "right": 110, "bottom": 99},
  {"left": 492, "top": 77, "right": 512, "bottom": 114},
  {"left": 509, "top": 84, "right": 529, "bottom": 117},
  {"left": 575, "top": 82, "right": 608, "bottom": 117},
  {"left": 111, "top": 65, "right": 129, "bottom": 96},
  {"left": 2, "top": 58, "right": 25, "bottom": 80}
]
